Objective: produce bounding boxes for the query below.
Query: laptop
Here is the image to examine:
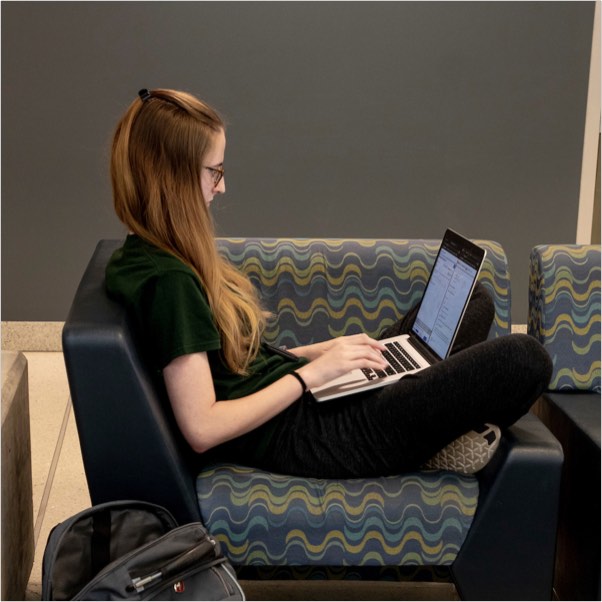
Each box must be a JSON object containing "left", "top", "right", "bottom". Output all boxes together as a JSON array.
[{"left": 310, "top": 229, "right": 486, "bottom": 402}]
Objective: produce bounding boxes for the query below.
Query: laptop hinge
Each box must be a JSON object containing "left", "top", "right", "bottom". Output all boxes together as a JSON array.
[{"left": 408, "top": 335, "right": 441, "bottom": 365}]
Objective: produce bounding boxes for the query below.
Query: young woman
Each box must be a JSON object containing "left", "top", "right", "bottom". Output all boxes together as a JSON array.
[{"left": 106, "top": 88, "right": 552, "bottom": 479}]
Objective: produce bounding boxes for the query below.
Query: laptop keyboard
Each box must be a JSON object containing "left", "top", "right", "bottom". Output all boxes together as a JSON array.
[{"left": 362, "top": 341, "right": 421, "bottom": 381}]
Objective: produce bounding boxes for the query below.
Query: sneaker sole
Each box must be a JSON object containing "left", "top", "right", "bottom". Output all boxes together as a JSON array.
[{"left": 421, "top": 423, "right": 501, "bottom": 475}]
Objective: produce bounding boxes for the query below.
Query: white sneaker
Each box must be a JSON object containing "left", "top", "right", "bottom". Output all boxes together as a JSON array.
[{"left": 421, "top": 424, "right": 501, "bottom": 475}]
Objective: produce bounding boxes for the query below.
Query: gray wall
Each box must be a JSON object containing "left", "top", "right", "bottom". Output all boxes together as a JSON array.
[{"left": 2, "top": 1, "right": 595, "bottom": 324}]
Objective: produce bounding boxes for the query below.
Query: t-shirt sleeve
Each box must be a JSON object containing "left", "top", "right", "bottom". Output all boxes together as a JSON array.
[{"left": 138, "top": 270, "right": 222, "bottom": 369}]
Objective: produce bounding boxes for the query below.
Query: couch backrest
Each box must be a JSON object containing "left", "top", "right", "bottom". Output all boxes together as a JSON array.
[
  {"left": 218, "top": 238, "right": 511, "bottom": 347},
  {"left": 528, "top": 244, "right": 601, "bottom": 393}
]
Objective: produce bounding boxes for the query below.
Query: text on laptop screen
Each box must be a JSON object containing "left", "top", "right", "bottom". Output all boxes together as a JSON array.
[{"left": 412, "top": 247, "right": 479, "bottom": 359}]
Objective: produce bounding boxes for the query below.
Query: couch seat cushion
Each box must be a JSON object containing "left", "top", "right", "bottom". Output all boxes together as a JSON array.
[{"left": 197, "top": 464, "right": 478, "bottom": 567}]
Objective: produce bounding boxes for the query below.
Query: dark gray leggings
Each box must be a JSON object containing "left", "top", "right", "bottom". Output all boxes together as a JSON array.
[{"left": 226, "top": 284, "right": 553, "bottom": 478}]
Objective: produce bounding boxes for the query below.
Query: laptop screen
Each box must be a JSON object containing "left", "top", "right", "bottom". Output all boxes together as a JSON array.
[{"left": 411, "top": 230, "right": 485, "bottom": 360}]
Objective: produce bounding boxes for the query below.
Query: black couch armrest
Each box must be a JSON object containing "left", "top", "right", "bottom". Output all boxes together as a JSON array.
[
  {"left": 452, "top": 412, "right": 563, "bottom": 601},
  {"left": 532, "top": 392, "right": 600, "bottom": 601},
  {"left": 63, "top": 241, "right": 202, "bottom": 525}
]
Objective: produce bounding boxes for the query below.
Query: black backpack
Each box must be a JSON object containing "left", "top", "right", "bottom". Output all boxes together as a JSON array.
[{"left": 41, "top": 500, "right": 244, "bottom": 600}]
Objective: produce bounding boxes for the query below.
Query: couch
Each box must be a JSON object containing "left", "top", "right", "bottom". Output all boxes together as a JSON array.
[
  {"left": 528, "top": 244, "right": 601, "bottom": 601},
  {"left": 63, "top": 237, "right": 563, "bottom": 600}
]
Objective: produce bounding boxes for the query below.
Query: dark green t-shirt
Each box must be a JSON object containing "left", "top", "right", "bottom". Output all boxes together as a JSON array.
[{"left": 105, "top": 235, "right": 307, "bottom": 402}]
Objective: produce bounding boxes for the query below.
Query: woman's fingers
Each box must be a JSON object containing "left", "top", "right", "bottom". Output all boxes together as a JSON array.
[
  {"left": 337, "top": 336, "right": 387, "bottom": 361},
  {"left": 298, "top": 335, "right": 390, "bottom": 389}
]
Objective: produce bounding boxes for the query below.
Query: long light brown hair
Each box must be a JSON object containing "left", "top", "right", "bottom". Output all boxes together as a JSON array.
[{"left": 111, "top": 88, "right": 266, "bottom": 375}]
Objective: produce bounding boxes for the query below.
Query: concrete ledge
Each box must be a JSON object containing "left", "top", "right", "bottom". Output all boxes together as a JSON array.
[
  {"left": 2, "top": 351, "right": 34, "bottom": 601},
  {"left": 1, "top": 322, "right": 64, "bottom": 352}
]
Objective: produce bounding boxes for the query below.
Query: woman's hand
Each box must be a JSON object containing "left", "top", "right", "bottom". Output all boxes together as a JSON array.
[{"left": 295, "top": 334, "right": 388, "bottom": 389}]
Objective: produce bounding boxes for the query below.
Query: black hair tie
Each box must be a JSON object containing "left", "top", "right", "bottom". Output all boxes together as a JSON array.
[
  {"left": 290, "top": 371, "right": 308, "bottom": 394},
  {"left": 138, "top": 88, "right": 151, "bottom": 102}
]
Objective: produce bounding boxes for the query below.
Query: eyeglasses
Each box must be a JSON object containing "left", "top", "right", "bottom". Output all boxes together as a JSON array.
[{"left": 204, "top": 165, "right": 225, "bottom": 187}]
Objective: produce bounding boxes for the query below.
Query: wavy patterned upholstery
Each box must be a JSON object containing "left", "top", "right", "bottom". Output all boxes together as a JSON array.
[
  {"left": 528, "top": 244, "right": 601, "bottom": 392},
  {"left": 195, "top": 238, "right": 510, "bottom": 569},
  {"left": 217, "top": 238, "right": 510, "bottom": 347},
  {"left": 197, "top": 465, "right": 478, "bottom": 567},
  {"left": 528, "top": 244, "right": 601, "bottom": 600}
]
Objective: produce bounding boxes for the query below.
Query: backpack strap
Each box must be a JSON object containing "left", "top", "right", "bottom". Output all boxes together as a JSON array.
[{"left": 91, "top": 509, "right": 112, "bottom": 577}]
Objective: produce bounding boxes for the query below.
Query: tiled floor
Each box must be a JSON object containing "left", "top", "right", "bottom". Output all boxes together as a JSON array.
[{"left": 22, "top": 351, "right": 459, "bottom": 601}]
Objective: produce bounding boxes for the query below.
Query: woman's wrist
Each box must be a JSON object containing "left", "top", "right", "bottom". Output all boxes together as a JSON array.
[
  {"left": 289, "top": 340, "right": 332, "bottom": 362},
  {"left": 289, "top": 371, "right": 309, "bottom": 394}
]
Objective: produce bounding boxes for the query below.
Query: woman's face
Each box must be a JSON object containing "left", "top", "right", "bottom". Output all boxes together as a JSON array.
[{"left": 201, "top": 129, "right": 226, "bottom": 207}]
